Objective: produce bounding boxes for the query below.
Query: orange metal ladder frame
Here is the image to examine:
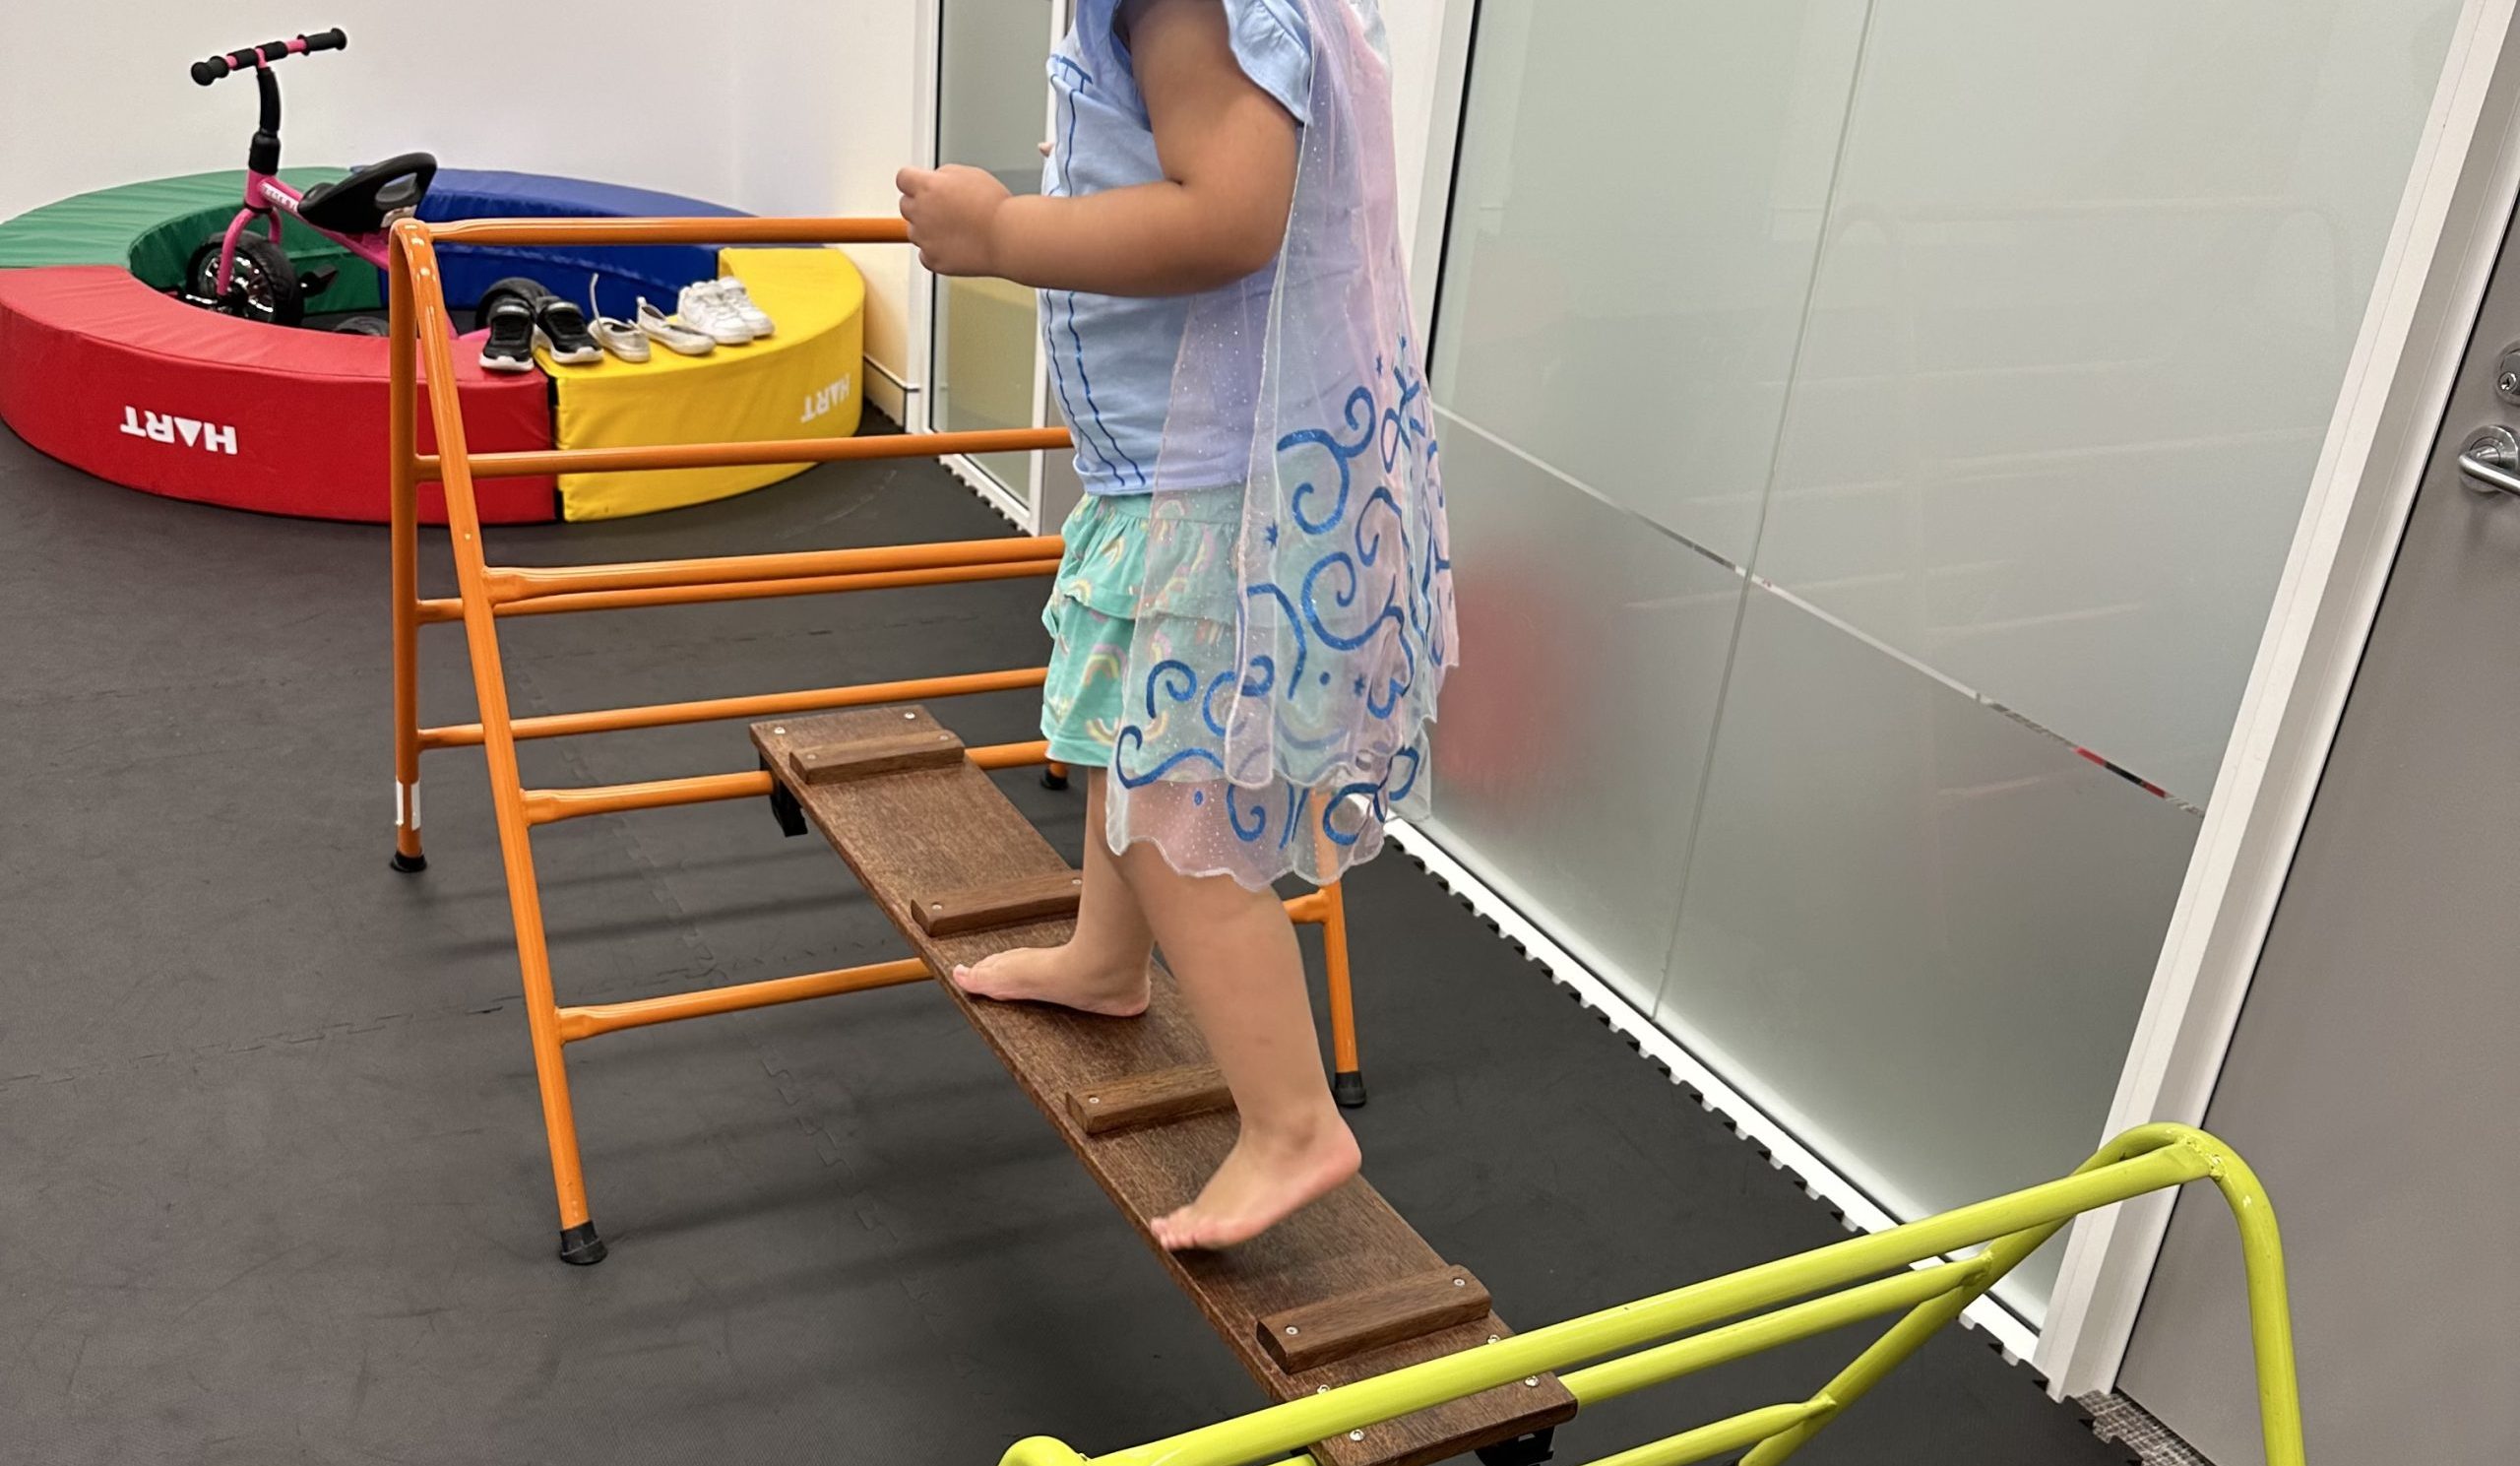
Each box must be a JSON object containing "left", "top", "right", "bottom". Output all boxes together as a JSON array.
[{"left": 385, "top": 215, "right": 1365, "bottom": 1261}]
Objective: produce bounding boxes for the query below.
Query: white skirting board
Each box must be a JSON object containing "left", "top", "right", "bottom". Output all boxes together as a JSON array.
[
  {"left": 941, "top": 454, "right": 1033, "bottom": 532},
  {"left": 1383, "top": 816, "right": 2046, "bottom": 1369}
]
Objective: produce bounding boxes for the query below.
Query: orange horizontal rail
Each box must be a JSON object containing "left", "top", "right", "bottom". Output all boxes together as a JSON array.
[
  {"left": 524, "top": 771, "right": 768, "bottom": 825},
  {"left": 428, "top": 425, "right": 1075, "bottom": 481},
  {"left": 521, "top": 740, "right": 1054, "bottom": 826},
  {"left": 422, "top": 668, "right": 1050, "bottom": 750},
  {"left": 413, "top": 557, "right": 1062, "bottom": 624},
  {"left": 482, "top": 537, "right": 1063, "bottom": 606},
  {"left": 556, "top": 959, "right": 931, "bottom": 1043},
  {"left": 424, "top": 216, "right": 912, "bottom": 248}
]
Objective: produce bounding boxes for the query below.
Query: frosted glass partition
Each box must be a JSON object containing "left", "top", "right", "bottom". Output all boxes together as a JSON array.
[
  {"left": 1418, "top": 419, "right": 1740, "bottom": 1008},
  {"left": 1751, "top": 1, "right": 2454, "bottom": 804},
  {"left": 1432, "top": 0, "right": 1871, "bottom": 565},
  {"left": 933, "top": 0, "right": 1048, "bottom": 493},
  {"left": 1662, "top": 588, "right": 2197, "bottom": 1303},
  {"left": 1425, "top": 0, "right": 2457, "bottom": 1321}
]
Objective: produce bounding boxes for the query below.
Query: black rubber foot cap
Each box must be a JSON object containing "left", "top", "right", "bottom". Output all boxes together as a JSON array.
[
  {"left": 389, "top": 850, "right": 428, "bottom": 874},
  {"left": 557, "top": 1222, "right": 607, "bottom": 1265},
  {"left": 1040, "top": 769, "right": 1072, "bottom": 792},
  {"left": 1475, "top": 1428, "right": 1555, "bottom": 1466},
  {"left": 1333, "top": 1070, "right": 1368, "bottom": 1109}
]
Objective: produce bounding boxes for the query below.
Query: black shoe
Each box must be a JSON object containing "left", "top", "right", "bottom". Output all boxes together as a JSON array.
[
  {"left": 533, "top": 297, "right": 602, "bottom": 365},
  {"left": 478, "top": 297, "right": 536, "bottom": 373}
]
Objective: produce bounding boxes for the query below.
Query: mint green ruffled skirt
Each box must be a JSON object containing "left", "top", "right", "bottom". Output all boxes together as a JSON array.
[{"left": 1040, "top": 489, "right": 1239, "bottom": 768}]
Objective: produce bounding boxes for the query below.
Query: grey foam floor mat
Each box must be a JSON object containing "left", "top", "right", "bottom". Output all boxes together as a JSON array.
[{"left": 0, "top": 420, "right": 2128, "bottom": 1465}]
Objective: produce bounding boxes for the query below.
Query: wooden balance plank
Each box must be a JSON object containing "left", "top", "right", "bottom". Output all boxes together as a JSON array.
[{"left": 753, "top": 708, "right": 1575, "bottom": 1466}]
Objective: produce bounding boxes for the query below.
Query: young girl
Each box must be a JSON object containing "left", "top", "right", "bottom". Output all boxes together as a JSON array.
[{"left": 898, "top": 0, "right": 1454, "bottom": 1250}]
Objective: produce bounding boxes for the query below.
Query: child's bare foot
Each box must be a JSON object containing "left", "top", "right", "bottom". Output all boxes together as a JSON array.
[
  {"left": 1150, "top": 1111, "right": 1360, "bottom": 1250},
  {"left": 952, "top": 943, "right": 1151, "bottom": 1017}
]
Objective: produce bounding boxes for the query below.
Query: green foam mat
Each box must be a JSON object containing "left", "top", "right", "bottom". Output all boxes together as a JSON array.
[{"left": 0, "top": 168, "right": 380, "bottom": 309}]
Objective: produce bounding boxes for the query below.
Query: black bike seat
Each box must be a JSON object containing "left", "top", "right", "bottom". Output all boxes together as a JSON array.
[{"left": 298, "top": 152, "right": 438, "bottom": 234}]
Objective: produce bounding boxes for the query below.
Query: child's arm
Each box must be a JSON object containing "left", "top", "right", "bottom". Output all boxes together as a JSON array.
[{"left": 898, "top": 0, "right": 1299, "bottom": 297}]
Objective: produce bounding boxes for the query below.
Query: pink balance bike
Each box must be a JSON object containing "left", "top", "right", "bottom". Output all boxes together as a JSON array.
[{"left": 179, "top": 29, "right": 436, "bottom": 330}]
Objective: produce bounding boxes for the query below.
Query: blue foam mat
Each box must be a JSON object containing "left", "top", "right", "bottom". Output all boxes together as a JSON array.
[{"left": 412, "top": 169, "right": 754, "bottom": 320}]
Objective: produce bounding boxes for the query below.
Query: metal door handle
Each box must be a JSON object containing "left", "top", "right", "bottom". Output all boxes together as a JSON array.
[{"left": 2461, "top": 425, "right": 2520, "bottom": 496}]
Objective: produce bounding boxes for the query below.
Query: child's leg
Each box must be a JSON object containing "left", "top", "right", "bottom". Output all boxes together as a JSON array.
[
  {"left": 953, "top": 771, "right": 1153, "bottom": 1016},
  {"left": 1114, "top": 840, "right": 1360, "bottom": 1250}
]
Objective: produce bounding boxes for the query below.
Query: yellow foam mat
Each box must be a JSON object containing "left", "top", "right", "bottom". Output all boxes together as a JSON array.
[{"left": 543, "top": 247, "right": 865, "bottom": 520}]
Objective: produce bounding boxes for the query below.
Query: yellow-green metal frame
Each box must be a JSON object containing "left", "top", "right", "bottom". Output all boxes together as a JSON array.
[{"left": 1000, "top": 1124, "right": 2303, "bottom": 1466}]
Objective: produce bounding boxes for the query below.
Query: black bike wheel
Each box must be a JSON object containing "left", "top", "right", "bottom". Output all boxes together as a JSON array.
[
  {"left": 186, "top": 232, "right": 304, "bottom": 328},
  {"left": 332, "top": 315, "right": 391, "bottom": 336}
]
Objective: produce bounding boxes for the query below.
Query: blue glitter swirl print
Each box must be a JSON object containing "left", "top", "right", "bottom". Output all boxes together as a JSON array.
[{"left": 1101, "top": 0, "right": 1458, "bottom": 889}]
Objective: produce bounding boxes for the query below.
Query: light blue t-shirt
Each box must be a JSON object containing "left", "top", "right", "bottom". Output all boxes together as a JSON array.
[{"left": 1041, "top": 0, "right": 1315, "bottom": 495}]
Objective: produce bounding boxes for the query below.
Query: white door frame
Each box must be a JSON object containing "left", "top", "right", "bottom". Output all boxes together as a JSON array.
[
  {"left": 913, "top": 0, "right": 1063, "bottom": 533},
  {"left": 2039, "top": 0, "right": 2520, "bottom": 1397}
]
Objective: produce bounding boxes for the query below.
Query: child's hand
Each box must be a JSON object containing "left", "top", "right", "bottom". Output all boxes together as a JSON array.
[{"left": 897, "top": 165, "right": 1012, "bottom": 278}]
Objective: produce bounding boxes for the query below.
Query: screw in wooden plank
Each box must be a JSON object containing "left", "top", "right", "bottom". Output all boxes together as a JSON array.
[
  {"left": 1348, "top": 1432, "right": 1364, "bottom": 1442},
  {"left": 1285, "top": 1326, "right": 1299, "bottom": 1336},
  {"left": 1453, "top": 1277, "right": 1467, "bottom": 1287},
  {"left": 771, "top": 726, "right": 787, "bottom": 734},
  {"left": 1523, "top": 1376, "right": 1539, "bottom": 1387}
]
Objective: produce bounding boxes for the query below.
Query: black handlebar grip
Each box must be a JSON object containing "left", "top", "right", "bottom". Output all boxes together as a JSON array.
[{"left": 192, "top": 30, "right": 345, "bottom": 85}]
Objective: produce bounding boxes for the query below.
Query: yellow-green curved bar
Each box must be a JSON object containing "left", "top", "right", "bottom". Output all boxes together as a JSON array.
[{"left": 1001, "top": 1125, "right": 2303, "bottom": 1466}]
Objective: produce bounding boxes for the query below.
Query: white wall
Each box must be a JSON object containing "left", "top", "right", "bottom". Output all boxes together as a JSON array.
[
  {"left": 1382, "top": 0, "right": 1451, "bottom": 261},
  {"left": 0, "top": 1, "right": 930, "bottom": 414},
  {"left": 0, "top": 4, "right": 743, "bottom": 221},
  {"left": 727, "top": 3, "right": 926, "bottom": 416},
  {"left": 2, "top": 2, "right": 1445, "bottom": 425}
]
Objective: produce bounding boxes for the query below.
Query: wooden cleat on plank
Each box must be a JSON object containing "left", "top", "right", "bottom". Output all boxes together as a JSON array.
[
  {"left": 914, "top": 868, "right": 1087, "bottom": 937},
  {"left": 787, "top": 707, "right": 965, "bottom": 785},
  {"left": 1064, "top": 1063, "right": 1234, "bottom": 1136},
  {"left": 1259, "top": 1266, "right": 1494, "bottom": 1373}
]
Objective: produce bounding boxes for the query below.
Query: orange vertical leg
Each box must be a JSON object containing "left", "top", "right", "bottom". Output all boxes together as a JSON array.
[
  {"left": 388, "top": 249, "right": 427, "bottom": 874},
  {"left": 1320, "top": 879, "right": 1366, "bottom": 1109},
  {"left": 400, "top": 227, "right": 603, "bottom": 1263}
]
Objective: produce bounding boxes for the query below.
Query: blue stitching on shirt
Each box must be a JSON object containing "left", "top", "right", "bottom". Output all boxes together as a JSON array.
[
  {"left": 1041, "top": 60, "right": 1128, "bottom": 485},
  {"left": 1065, "top": 298, "right": 1148, "bottom": 488},
  {"left": 1043, "top": 53, "right": 1150, "bottom": 490}
]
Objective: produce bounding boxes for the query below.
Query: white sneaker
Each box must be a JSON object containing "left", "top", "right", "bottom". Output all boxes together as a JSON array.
[
  {"left": 636, "top": 297, "right": 715, "bottom": 356},
  {"left": 713, "top": 276, "right": 775, "bottom": 338},
  {"left": 676, "top": 281, "right": 754, "bottom": 346}
]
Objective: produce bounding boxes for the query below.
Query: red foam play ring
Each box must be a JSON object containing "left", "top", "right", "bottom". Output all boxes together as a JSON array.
[{"left": 0, "top": 265, "right": 553, "bottom": 523}]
